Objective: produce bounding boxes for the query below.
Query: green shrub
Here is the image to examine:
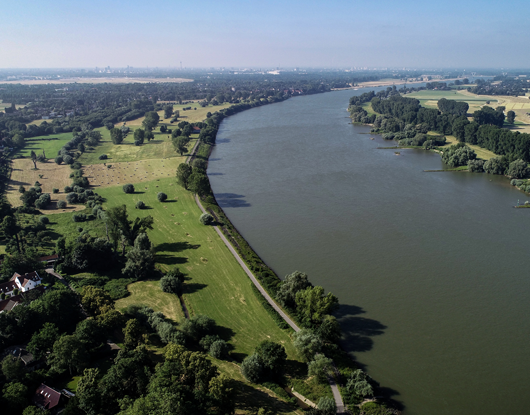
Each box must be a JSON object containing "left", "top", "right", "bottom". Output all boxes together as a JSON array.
[
  {"left": 123, "top": 183, "right": 135, "bottom": 194},
  {"left": 99, "top": 154, "right": 108, "bottom": 160},
  {"left": 52, "top": 188, "right": 59, "bottom": 194},
  {"left": 157, "top": 192, "right": 167, "bottom": 202},
  {"left": 136, "top": 200, "right": 146, "bottom": 209},
  {"left": 57, "top": 200, "right": 67, "bottom": 209},
  {"left": 39, "top": 216, "right": 49, "bottom": 225},
  {"left": 199, "top": 213, "right": 214, "bottom": 225}
]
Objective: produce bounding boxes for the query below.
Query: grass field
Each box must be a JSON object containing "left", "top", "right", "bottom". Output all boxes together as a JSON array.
[
  {"left": 13, "top": 132, "right": 74, "bottom": 158},
  {"left": 43, "top": 177, "right": 298, "bottom": 360},
  {"left": 442, "top": 135, "right": 496, "bottom": 161},
  {"left": 405, "top": 90, "right": 497, "bottom": 112},
  {"left": 115, "top": 280, "right": 185, "bottom": 322}
]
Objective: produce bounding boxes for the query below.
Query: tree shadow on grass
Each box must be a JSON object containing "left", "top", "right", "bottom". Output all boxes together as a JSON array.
[
  {"left": 155, "top": 241, "right": 199, "bottom": 253},
  {"left": 156, "top": 254, "right": 188, "bottom": 265},
  {"left": 184, "top": 282, "right": 207, "bottom": 294},
  {"left": 216, "top": 324, "right": 236, "bottom": 344},
  {"left": 232, "top": 379, "right": 298, "bottom": 414},
  {"left": 335, "top": 304, "right": 387, "bottom": 353}
]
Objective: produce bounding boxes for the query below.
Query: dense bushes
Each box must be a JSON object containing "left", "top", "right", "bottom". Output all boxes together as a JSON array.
[
  {"left": 199, "top": 213, "right": 214, "bottom": 225},
  {"left": 441, "top": 143, "right": 476, "bottom": 167}
]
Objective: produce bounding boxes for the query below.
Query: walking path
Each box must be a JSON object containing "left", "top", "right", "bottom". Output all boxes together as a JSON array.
[{"left": 194, "top": 195, "right": 346, "bottom": 413}]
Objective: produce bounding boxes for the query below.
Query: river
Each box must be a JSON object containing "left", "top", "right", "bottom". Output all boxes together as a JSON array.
[{"left": 207, "top": 88, "right": 530, "bottom": 415}]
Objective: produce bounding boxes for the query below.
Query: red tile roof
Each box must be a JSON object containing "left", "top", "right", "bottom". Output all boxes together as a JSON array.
[{"left": 33, "top": 384, "right": 61, "bottom": 410}]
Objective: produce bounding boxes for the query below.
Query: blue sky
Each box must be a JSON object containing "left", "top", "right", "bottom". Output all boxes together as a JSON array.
[{"left": 2, "top": 0, "right": 530, "bottom": 68}]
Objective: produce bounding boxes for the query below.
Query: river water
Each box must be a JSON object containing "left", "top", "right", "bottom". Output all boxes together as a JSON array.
[{"left": 208, "top": 89, "right": 530, "bottom": 415}]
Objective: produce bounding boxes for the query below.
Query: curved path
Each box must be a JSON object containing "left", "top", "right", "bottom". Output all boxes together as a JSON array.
[{"left": 194, "top": 195, "right": 346, "bottom": 413}]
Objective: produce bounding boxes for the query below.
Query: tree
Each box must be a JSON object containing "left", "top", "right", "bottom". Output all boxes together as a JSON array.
[
  {"left": 105, "top": 205, "right": 154, "bottom": 247},
  {"left": 157, "top": 192, "right": 167, "bottom": 202},
  {"left": 208, "top": 374, "right": 235, "bottom": 414},
  {"left": 2, "top": 382, "right": 29, "bottom": 415},
  {"left": 199, "top": 213, "right": 214, "bottom": 225},
  {"left": 484, "top": 156, "right": 508, "bottom": 175},
  {"left": 123, "top": 183, "right": 135, "bottom": 194},
  {"left": 173, "top": 137, "right": 188, "bottom": 156},
  {"left": 295, "top": 286, "right": 338, "bottom": 327},
  {"left": 316, "top": 315, "right": 342, "bottom": 343},
  {"left": 110, "top": 128, "right": 124, "bottom": 144},
  {"left": 122, "top": 233, "right": 155, "bottom": 280},
  {"left": 75, "top": 319, "right": 107, "bottom": 351},
  {"left": 317, "top": 397, "right": 336, "bottom": 415},
  {"left": 292, "top": 329, "right": 323, "bottom": 361},
  {"left": 123, "top": 319, "right": 143, "bottom": 350},
  {"left": 176, "top": 163, "right": 192, "bottom": 190},
  {"left": 28, "top": 322, "right": 60, "bottom": 360},
  {"left": 142, "top": 111, "right": 160, "bottom": 131},
  {"left": 133, "top": 129, "right": 145, "bottom": 145},
  {"left": 254, "top": 341, "right": 287, "bottom": 378},
  {"left": 276, "top": 271, "right": 312, "bottom": 308},
  {"left": 81, "top": 286, "right": 114, "bottom": 316},
  {"left": 164, "top": 106, "right": 173, "bottom": 119},
  {"left": 345, "top": 369, "right": 375, "bottom": 399},
  {"left": 1, "top": 355, "right": 24, "bottom": 381},
  {"left": 441, "top": 144, "right": 476, "bottom": 168},
  {"left": 77, "top": 368, "right": 101, "bottom": 415},
  {"left": 507, "top": 110, "right": 516, "bottom": 124},
  {"left": 467, "top": 159, "right": 485, "bottom": 173},
  {"left": 30, "top": 150, "right": 37, "bottom": 169},
  {"left": 160, "top": 273, "right": 183, "bottom": 295},
  {"left": 48, "top": 335, "right": 89, "bottom": 375},
  {"left": 506, "top": 159, "right": 530, "bottom": 179},
  {"left": 240, "top": 353, "right": 264, "bottom": 383},
  {"left": 209, "top": 340, "right": 229, "bottom": 359},
  {"left": 308, "top": 354, "right": 333, "bottom": 382},
  {"left": 135, "top": 200, "right": 145, "bottom": 209},
  {"left": 188, "top": 172, "right": 210, "bottom": 196},
  {"left": 13, "top": 134, "right": 25, "bottom": 148}
]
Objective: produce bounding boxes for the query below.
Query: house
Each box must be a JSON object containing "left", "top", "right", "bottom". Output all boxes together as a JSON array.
[
  {"left": 192, "top": 126, "right": 201, "bottom": 133},
  {"left": 12, "top": 346, "right": 42, "bottom": 371},
  {"left": 39, "top": 254, "right": 59, "bottom": 266},
  {"left": 11, "top": 271, "right": 42, "bottom": 292},
  {"left": 33, "top": 384, "right": 63, "bottom": 412}
]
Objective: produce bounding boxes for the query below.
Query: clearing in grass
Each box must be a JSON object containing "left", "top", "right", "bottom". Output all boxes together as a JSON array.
[{"left": 12, "top": 132, "right": 74, "bottom": 158}]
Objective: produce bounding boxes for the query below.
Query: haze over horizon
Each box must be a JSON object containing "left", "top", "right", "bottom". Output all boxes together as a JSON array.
[{"left": 3, "top": 0, "right": 530, "bottom": 69}]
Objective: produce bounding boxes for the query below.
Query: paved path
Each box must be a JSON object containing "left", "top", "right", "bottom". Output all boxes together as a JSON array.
[{"left": 194, "top": 195, "right": 346, "bottom": 413}]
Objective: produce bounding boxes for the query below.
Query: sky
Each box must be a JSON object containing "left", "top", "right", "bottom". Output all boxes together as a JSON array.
[{"left": 2, "top": 0, "right": 530, "bottom": 69}]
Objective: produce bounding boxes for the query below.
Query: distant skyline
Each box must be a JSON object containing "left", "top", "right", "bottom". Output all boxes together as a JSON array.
[{"left": 3, "top": 0, "right": 530, "bottom": 69}]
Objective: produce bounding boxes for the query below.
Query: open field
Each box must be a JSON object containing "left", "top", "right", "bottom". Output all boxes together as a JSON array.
[
  {"left": 405, "top": 89, "right": 498, "bottom": 112},
  {"left": 13, "top": 132, "right": 74, "bottom": 158},
  {"left": 159, "top": 102, "right": 232, "bottom": 125},
  {"left": 79, "top": 132, "right": 193, "bottom": 165},
  {"left": 6, "top": 158, "right": 85, "bottom": 212},
  {"left": 442, "top": 135, "right": 496, "bottom": 161},
  {"left": 1, "top": 77, "right": 194, "bottom": 85},
  {"left": 115, "top": 280, "right": 185, "bottom": 322},
  {"left": 82, "top": 155, "right": 186, "bottom": 188},
  {"left": 57, "top": 177, "right": 299, "bottom": 359}
]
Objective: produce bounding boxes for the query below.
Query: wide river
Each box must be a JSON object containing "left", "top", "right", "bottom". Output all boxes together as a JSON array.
[{"left": 208, "top": 88, "right": 530, "bottom": 415}]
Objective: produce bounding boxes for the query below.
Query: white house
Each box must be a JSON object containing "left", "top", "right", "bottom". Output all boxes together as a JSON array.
[{"left": 10, "top": 271, "right": 42, "bottom": 293}]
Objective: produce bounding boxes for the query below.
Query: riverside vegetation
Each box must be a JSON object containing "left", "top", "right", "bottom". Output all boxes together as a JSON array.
[
  {"left": 0, "top": 73, "right": 400, "bottom": 415},
  {"left": 349, "top": 79, "right": 530, "bottom": 190}
]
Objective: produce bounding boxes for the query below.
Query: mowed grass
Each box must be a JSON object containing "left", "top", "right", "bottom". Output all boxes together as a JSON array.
[
  {"left": 115, "top": 280, "right": 185, "bottom": 322},
  {"left": 442, "top": 135, "right": 497, "bottom": 161},
  {"left": 95, "top": 178, "right": 298, "bottom": 359},
  {"left": 79, "top": 128, "right": 195, "bottom": 165},
  {"left": 405, "top": 90, "right": 497, "bottom": 112},
  {"left": 13, "top": 132, "right": 74, "bottom": 158}
]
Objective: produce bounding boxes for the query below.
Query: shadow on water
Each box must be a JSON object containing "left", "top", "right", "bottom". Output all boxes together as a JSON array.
[
  {"left": 335, "top": 304, "right": 387, "bottom": 353},
  {"left": 215, "top": 193, "right": 251, "bottom": 208},
  {"left": 207, "top": 172, "right": 224, "bottom": 176},
  {"left": 216, "top": 138, "right": 230, "bottom": 144}
]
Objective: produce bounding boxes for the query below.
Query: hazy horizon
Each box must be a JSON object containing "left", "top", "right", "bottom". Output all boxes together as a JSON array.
[{"left": 3, "top": 0, "right": 530, "bottom": 69}]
